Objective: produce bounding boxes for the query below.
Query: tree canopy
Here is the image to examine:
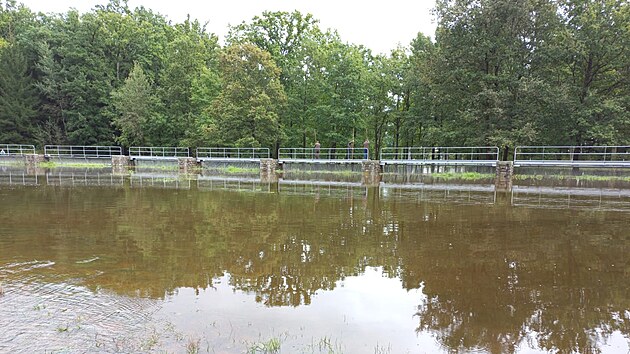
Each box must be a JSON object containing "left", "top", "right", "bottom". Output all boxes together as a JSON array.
[{"left": 0, "top": 0, "right": 628, "bottom": 156}]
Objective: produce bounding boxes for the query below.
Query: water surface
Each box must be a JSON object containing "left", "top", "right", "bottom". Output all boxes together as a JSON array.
[{"left": 0, "top": 172, "right": 629, "bottom": 353}]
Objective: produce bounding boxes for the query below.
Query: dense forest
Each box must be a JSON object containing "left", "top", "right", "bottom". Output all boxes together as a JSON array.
[{"left": 0, "top": 0, "right": 628, "bottom": 157}]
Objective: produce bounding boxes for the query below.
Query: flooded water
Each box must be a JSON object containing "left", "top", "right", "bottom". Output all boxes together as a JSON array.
[{"left": 1, "top": 169, "right": 629, "bottom": 353}]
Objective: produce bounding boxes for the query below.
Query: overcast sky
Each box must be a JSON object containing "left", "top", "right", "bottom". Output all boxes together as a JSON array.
[{"left": 18, "top": 0, "right": 437, "bottom": 54}]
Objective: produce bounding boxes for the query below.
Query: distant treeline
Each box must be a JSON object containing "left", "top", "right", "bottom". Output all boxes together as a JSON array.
[{"left": 0, "top": 0, "right": 628, "bottom": 157}]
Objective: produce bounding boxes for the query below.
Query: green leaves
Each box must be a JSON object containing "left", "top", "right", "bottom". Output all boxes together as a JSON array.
[
  {"left": 111, "top": 62, "right": 157, "bottom": 146},
  {"left": 0, "top": 42, "right": 38, "bottom": 143},
  {"left": 0, "top": 1, "right": 627, "bottom": 149},
  {"left": 210, "top": 43, "right": 286, "bottom": 149}
]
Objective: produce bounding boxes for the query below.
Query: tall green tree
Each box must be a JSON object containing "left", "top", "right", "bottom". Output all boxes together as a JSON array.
[
  {"left": 558, "top": 0, "right": 630, "bottom": 145},
  {"left": 111, "top": 62, "right": 158, "bottom": 146},
  {"left": 156, "top": 17, "right": 219, "bottom": 145},
  {"left": 227, "top": 11, "right": 323, "bottom": 148},
  {"left": 210, "top": 43, "right": 286, "bottom": 148},
  {"left": 0, "top": 42, "right": 38, "bottom": 143}
]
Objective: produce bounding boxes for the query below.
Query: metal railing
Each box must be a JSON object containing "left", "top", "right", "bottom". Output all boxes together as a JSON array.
[
  {"left": 380, "top": 146, "right": 499, "bottom": 165},
  {"left": 129, "top": 146, "right": 190, "bottom": 159},
  {"left": 0, "top": 144, "right": 36, "bottom": 155},
  {"left": 514, "top": 146, "right": 630, "bottom": 167},
  {"left": 44, "top": 145, "right": 122, "bottom": 158},
  {"left": 278, "top": 148, "right": 369, "bottom": 162},
  {"left": 196, "top": 147, "right": 270, "bottom": 160}
]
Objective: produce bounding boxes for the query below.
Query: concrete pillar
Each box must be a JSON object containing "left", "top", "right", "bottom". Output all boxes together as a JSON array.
[
  {"left": 24, "top": 154, "right": 47, "bottom": 174},
  {"left": 495, "top": 161, "right": 514, "bottom": 191},
  {"left": 178, "top": 157, "right": 199, "bottom": 174},
  {"left": 362, "top": 160, "right": 381, "bottom": 186},
  {"left": 111, "top": 155, "right": 133, "bottom": 175},
  {"left": 260, "top": 158, "right": 279, "bottom": 183}
]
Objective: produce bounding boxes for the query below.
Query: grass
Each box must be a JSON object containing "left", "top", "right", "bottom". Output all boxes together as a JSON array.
[
  {"left": 38, "top": 161, "right": 109, "bottom": 168},
  {"left": 134, "top": 164, "right": 180, "bottom": 171},
  {"left": 0, "top": 160, "right": 25, "bottom": 167},
  {"left": 284, "top": 169, "right": 363, "bottom": 177},
  {"left": 426, "top": 172, "right": 495, "bottom": 180},
  {"left": 56, "top": 325, "right": 69, "bottom": 333},
  {"left": 513, "top": 174, "right": 630, "bottom": 182},
  {"left": 186, "top": 337, "right": 200, "bottom": 354},
  {"left": 208, "top": 166, "right": 260, "bottom": 174},
  {"left": 247, "top": 337, "right": 281, "bottom": 354}
]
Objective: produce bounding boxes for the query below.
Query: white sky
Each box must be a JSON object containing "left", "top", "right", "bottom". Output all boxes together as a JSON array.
[{"left": 18, "top": 0, "right": 437, "bottom": 54}]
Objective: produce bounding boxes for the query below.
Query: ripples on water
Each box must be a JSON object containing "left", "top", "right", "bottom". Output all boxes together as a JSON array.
[
  {"left": 0, "top": 261, "right": 160, "bottom": 353},
  {"left": 0, "top": 170, "right": 629, "bottom": 353}
]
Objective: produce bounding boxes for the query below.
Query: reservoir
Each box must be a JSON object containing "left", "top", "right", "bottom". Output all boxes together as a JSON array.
[{"left": 0, "top": 169, "right": 629, "bottom": 353}]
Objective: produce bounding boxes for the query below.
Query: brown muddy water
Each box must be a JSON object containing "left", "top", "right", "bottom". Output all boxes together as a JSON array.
[{"left": 0, "top": 170, "right": 629, "bottom": 353}]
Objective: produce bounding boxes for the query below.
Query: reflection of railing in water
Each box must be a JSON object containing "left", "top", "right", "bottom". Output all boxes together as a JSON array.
[
  {"left": 46, "top": 172, "right": 124, "bottom": 187},
  {"left": 129, "top": 173, "right": 191, "bottom": 189},
  {"left": 197, "top": 176, "right": 271, "bottom": 193},
  {"left": 278, "top": 180, "right": 367, "bottom": 197},
  {"left": 511, "top": 186, "right": 630, "bottom": 211},
  {"left": 0, "top": 171, "right": 38, "bottom": 186},
  {"left": 380, "top": 183, "right": 497, "bottom": 205}
]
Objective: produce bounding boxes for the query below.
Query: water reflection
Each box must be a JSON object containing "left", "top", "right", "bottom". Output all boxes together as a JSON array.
[
  {"left": 46, "top": 171, "right": 124, "bottom": 187},
  {"left": 278, "top": 179, "right": 367, "bottom": 198},
  {"left": 0, "top": 174, "right": 629, "bottom": 352},
  {"left": 197, "top": 175, "right": 272, "bottom": 193},
  {"left": 381, "top": 183, "right": 497, "bottom": 205},
  {"left": 0, "top": 168, "right": 38, "bottom": 186},
  {"left": 512, "top": 186, "right": 630, "bottom": 211},
  {"left": 129, "top": 173, "right": 191, "bottom": 189}
]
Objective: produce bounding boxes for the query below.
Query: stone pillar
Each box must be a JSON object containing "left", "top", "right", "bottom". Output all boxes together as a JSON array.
[
  {"left": 178, "top": 157, "right": 199, "bottom": 174},
  {"left": 260, "top": 158, "right": 279, "bottom": 183},
  {"left": 24, "top": 154, "right": 47, "bottom": 175},
  {"left": 362, "top": 160, "right": 381, "bottom": 186},
  {"left": 495, "top": 161, "right": 513, "bottom": 191},
  {"left": 111, "top": 155, "right": 133, "bottom": 175}
]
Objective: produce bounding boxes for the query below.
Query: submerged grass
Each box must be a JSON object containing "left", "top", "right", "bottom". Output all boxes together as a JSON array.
[
  {"left": 284, "top": 169, "right": 362, "bottom": 177},
  {"left": 38, "top": 161, "right": 109, "bottom": 168},
  {"left": 134, "top": 164, "right": 180, "bottom": 171},
  {"left": 514, "top": 174, "right": 630, "bottom": 182},
  {"left": 207, "top": 166, "right": 260, "bottom": 174},
  {"left": 427, "top": 172, "right": 495, "bottom": 180},
  {"left": 247, "top": 337, "right": 281, "bottom": 354}
]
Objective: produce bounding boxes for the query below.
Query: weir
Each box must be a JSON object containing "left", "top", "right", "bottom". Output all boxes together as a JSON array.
[
  {"left": 3, "top": 144, "right": 629, "bottom": 189},
  {"left": 7, "top": 153, "right": 626, "bottom": 189}
]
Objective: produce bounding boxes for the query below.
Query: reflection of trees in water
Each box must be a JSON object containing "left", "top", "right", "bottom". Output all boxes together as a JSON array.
[
  {"left": 1, "top": 186, "right": 629, "bottom": 353},
  {"left": 392, "top": 203, "right": 630, "bottom": 353}
]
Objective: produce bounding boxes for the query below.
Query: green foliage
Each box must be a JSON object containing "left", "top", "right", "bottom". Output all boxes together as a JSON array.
[
  {"left": 111, "top": 62, "right": 157, "bottom": 146},
  {"left": 0, "top": 42, "right": 38, "bottom": 143},
  {"left": 210, "top": 43, "right": 286, "bottom": 149},
  {"left": 0, "top": 0, "right": 627, "bottom": 150}
]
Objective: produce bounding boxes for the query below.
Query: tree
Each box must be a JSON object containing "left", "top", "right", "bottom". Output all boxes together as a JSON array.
[
  {"left": 111, "top": 62, "right": 157, "bottom": 146},
  {"left": 0, "top": 42, "right": 38, "bottom": 143},
  {"left": 227, "top": 11, "right": 322, "bottom": 149},
  {"left": 157, "top": 17, "right": 219, "bottom": 145},
  {"left": 558, "top": 0, "right": 630, "bottom": 145},
  {"left": 210, "top": 43, "right": 286, "bottom": 148}
]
